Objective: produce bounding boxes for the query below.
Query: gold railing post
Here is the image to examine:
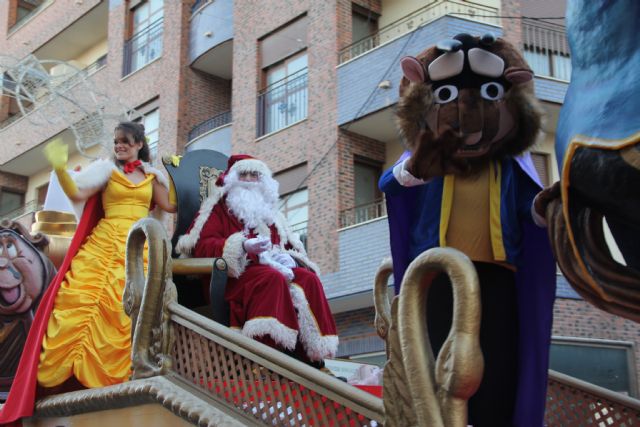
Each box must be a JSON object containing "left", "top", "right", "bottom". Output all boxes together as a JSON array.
[
  {"left": 123, "top": 218, "right": 178, "bottom": 380},
  {"left": 375, "top": 247, "right": 483, "bottom": 426}
]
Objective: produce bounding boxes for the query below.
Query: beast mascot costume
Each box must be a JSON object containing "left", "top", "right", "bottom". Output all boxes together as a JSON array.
[{"left": 379, "top": 33, "right": 556, "bottom": 426}]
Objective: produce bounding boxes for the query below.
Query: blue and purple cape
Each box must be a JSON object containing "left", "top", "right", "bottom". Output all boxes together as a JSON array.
[{"left": 382, "top": 151, "right": 556, "bottom": 427}]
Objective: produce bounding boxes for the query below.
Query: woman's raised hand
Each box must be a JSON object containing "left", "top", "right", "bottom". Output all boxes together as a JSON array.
[{"left": 43, "top": 139, "right": 69, "bottom": 170}]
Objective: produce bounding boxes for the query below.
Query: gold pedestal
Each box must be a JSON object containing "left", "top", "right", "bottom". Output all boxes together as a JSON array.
[{"left": 32, "top": 210, "right": 77, "bottom": 269}]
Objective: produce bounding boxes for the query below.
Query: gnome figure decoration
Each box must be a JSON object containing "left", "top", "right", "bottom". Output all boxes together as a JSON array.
[
  {"left": 0, "top": 221, "right": 56, "bottom": 400},
  {"left": 379, "top": 33, "right": 556, "bottom": 426}
]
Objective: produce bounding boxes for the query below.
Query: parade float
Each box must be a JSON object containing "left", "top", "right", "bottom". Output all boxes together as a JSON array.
[{"left": 2, "top": 1, "right": 640, "bottom": 424}]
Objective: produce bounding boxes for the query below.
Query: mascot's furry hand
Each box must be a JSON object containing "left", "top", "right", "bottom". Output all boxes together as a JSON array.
[
  {"left": 534, "top": 181, "right": 561, "bottom": 219},
  {"left": 43, "top": 139, "right": 68, "bottom": 170},
  {"left": 406, "top": 128, "right": 472, "bottom": 180},
  {"left": 243, "top": 236, "right": 271, "bottom": 255}
]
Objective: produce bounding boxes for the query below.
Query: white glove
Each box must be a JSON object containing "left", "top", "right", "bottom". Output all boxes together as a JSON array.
[
  {"left": 272, "top": 252, "right": 297, "bottom": 268},
  {"left": 243, "top": 236, "right": 271, "bottom": 255}
]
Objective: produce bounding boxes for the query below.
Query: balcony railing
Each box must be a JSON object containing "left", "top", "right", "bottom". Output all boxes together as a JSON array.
[
  {"left": 191, "top": 0, "right": 212, "bottom": 13},
  {"left": 257, "top": 68, "right": 308, "bottom": 137},
  {"left": 338, "top": 0, "right": 500, "bottom": 64},
  {"left": 0, "top": 200, "right": 42, "bottom": 222},
  {"left": 290, "top": 221, "right": 308, "bottom": 250},
  {"left": 123, "top": 18, "right": 163, "bottom": 77},
  {"left": 0, "top": 55, "right": 107, "bottom": 129},
  {"left": 84, "top": 54, "right": 107, "bottom": 76},
  {"left": 522, "top": 18, "right": 571, "bottom": 81},
  {"left": 188, "top": 110, "right": 232, "bottom": 141},
  {"left": 339, "top": 198, "right": 387, "bottom": 229}
]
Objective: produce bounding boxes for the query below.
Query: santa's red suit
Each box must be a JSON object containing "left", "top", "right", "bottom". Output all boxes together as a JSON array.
[{"left": 176, "top": 155, "right": 338, "bottom": 362}]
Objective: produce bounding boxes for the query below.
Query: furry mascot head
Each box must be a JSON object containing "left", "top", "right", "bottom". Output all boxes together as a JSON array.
[{"left": 397, "top": 33, "right": 542, "bottom": 178}]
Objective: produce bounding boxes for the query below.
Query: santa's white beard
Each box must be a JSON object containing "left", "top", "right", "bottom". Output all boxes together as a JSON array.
[{"left": 225, "top": 178, "right": 279, "bottom": 231}]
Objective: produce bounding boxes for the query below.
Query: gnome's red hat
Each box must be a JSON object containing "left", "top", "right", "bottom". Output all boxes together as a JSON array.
[{"left": 215, "top": 154, "right": 272, "bottom": 186}]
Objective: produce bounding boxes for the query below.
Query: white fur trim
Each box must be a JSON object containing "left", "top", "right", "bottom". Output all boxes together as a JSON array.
[
  {"left": 74, "top": 159, "right": 115, "bottom": 190},
  {"left": 175, "top": 187, "right": 224, "bottom": 256},
  {"left": 531, "top": 196, "right": 547, "bottom": 227},
  {"left": 393, "top": 158, "right": 429, "bottom": 187},
  {"left": 72, "top": 159, "right": 170, "bottom": 191},
  {"left": 289, "top": 284, "right": 339, "bottom": 361},
  {"left": 222, "top": 232, "right": 249, "bottom": 278},
  {"left": 242, "top": 317, "right": 298, "bottom": 351},
  {"left": 231, "top": 159, "right": 272, "bottom": 178},
  {"left": 149, "top": 207, "right": 168, "bottom": 224},
  {"left": 141, "top": 162, "right": 169, "bottom": 189}
]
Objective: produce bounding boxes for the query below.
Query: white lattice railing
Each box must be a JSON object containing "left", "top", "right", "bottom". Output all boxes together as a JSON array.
[{"left": 170, "top": 304, "right": 384, "bottom": 426}]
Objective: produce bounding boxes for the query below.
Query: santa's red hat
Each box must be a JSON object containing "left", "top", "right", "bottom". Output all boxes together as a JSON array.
[{"left": 215, "top": 154, "right": 272, "bottom": 186}]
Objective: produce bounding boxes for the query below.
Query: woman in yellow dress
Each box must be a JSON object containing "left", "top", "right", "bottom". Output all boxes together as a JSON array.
[
  {"left": 38, "top": 122, "right": 176, "bottom": 389},
  {"left": 0, "top": 121, "right": 177, "bottom": 424}
]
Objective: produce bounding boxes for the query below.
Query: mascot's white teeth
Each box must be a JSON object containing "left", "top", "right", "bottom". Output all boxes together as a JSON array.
[{"left": 0, "top": 286, "right": 20, "bottom": 305}]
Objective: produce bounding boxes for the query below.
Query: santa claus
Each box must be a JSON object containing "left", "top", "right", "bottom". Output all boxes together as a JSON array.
[{"left": 176, "top": 155, "right": 338, "bottom": 366}]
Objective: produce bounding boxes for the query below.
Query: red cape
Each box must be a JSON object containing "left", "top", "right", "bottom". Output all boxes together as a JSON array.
[{"left": 0, "top": 195, "right": 103, "bottom": 425}]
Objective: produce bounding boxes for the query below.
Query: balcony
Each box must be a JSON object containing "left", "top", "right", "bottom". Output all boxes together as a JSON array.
[
  {"left": 0, "top": 52, "right": 108, "bottom": 168},
  {"left": 257, "top": 69, "right": 308, "bottom": 137},
  {"left": 123, "top": 18, "right": 163, "bottom": 77},
  {"left": 190, "top": 0, "right": 233, "bottom": 79},
  {"left": 322, "top": 199, "right": 389, "bottom": 310},
  {"left": 321, "top": 214, "right": 392, "bottom": 312},
  {"left": 522, "top": 18, "right": 570, "bottom": 104},
  {"left": 185, "top": 111, "right": 232, "bottom": 155},
  {"left": 32, "top": 0, "right": 108, "bottom": 71},
  {"left": 338, "top": 0, "right": 500, "bottom": 64},
  {"left": 339, "top": 198, "right": 387, "bottom": 229},
  {"left": 0, "top": 1, "right": 108, "bottom": 131},
  {"left": 0, "top": 200, "right": 43, "bottom": 230},
  {"left": 337, "top": 12, "right": 502, "bottom": 143},
  {"left": 324, "top": 199, "right": 391, "bottom": 301}
]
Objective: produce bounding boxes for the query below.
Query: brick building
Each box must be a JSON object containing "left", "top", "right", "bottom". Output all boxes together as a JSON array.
[{"left": 0, "top": 0, "right": 637, "bottom": 396}]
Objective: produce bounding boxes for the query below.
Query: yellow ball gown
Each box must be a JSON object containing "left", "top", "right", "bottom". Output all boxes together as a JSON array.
[{"left": 37, "top": 170, "right": 155, "bottom": 388}]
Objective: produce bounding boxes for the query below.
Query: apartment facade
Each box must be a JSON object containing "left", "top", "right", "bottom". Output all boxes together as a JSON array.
[{"left": 0, "top": 0, "right": 638, "bottom": 397}]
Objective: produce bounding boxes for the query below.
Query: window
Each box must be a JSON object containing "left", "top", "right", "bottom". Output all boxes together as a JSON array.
[
  {"left": 257, "top": 15, "right": 308, "bottom": 137},
  {"left": 352, "top": 5, "right": 378, "bottom": 43},
  {"left": 279, "top": 188, "right": 308, "bottom": 249},
  {"left": 1, "top": 72, "right": 33, "bottom": 126},
  {"left": 36, "top": 183, "right": 48, "bottom": 206},
  {"left": 523, "top": 46, "right": 571, "bottom": 81},
  {"left": 136, "top": 108, "right": 159, "bottom": 161},
  {"left": 0, "top": 189, "right": 24, "bottom": 217},
  {"left": 124, "top": 0, "right": 163, "bottom": 75},
  {"left": 531, "top": 152, "right": 550, "bottom": 186},
  {"left": 350, "top": 4, "right": 379, "bottom": 57},
  {"left": 550, "top": 338, "right": 638, "bottom": 397},
  {"left": 353, "top": 159, "right": 382, "bottom": 224},
  {"left": 10, "top": 0, "right": 46, "bottom": 29},
  {"left": 259, "top": 52, "right": 308, "bottom": 136}
]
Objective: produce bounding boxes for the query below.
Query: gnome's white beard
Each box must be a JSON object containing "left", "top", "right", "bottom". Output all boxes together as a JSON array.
[{"left": 224, "top": 172, "right": 280, "bottom": 231}]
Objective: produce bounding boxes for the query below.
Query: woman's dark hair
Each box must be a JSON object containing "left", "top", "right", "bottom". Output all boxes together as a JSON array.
[{"left": 114, "top": 121, "right": 150, "bottom": 163}]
